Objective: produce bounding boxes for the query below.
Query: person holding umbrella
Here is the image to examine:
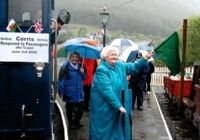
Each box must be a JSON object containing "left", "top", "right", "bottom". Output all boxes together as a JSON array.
[
  {"left": 80, "top": 58, "right": 98, "bottom": 111},
  {"left": 89, "top": 45, "right": 153, "bottom": 140},
  {"left": 58, "top": 52, "right": 87, "bottom": 129},
  {"left": 144, "top": 60, "right": 155, "bottom": 95},
  {"left": 129, "top": 52, "right": 147, "bottom": 111}
]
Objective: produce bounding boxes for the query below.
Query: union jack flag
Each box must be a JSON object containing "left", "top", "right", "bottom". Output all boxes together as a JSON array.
[{"left": 33, "top": 20, "right": 43, "bottom": 33}]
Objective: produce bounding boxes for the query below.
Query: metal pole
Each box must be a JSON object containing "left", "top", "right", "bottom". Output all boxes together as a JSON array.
[
  {"left": 51, "top": 18, "right": 58, "bottom": 102},
  {"left": 179, "top": 19, "right": 187, "bottom": 110},
  {"left": 103, "top": 24, "right": 106, "bottom": 47},
  {"left": 121, "top": 90, "right": 125, "bottom": 138}
]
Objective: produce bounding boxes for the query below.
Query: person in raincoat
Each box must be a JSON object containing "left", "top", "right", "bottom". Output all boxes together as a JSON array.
[
  {"left": 89, "top": 45, "right": 153, "bottom": 140},
  {"left": 58, "top": 52, "right": 87, "bottom": 129}
]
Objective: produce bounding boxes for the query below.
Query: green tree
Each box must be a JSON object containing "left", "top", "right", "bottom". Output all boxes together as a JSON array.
[
  {"left": 187, "top": 16, "right": 200, "bottom": 65},
  {"left": 179, "top": 16, "right": 200, "bottom": 66},
  {"left": 78, "top": 27, "right": 87, "bottom": 37}
]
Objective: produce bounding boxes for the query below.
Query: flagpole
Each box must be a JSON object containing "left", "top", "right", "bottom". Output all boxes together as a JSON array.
[
  {"left": 51, "top": 18, "right": 58, "bottom": 102},
  {"left": 16, "top": 24, "right": 23, "bottom": 33},
  {"left": 179, "top": 19, "right": 187, "bottom": 111},
  {"left": 26, "top": 25, "right": 33, "bottom": 33}
]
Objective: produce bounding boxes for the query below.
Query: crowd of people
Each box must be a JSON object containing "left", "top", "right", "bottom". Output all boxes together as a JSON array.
[
  {"left": 57, "top": 46, "right": 154, "bottom": 139},
  {"left": 53, "top": 9, "right": 155, "bottom": 140}
]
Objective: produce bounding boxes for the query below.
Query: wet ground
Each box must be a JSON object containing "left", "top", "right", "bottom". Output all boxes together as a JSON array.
[
  {"left": 57, "top": 86, "right": 171, "bottom": 140},
  {"left": 132, "top": 86, "right": 170, "bottom": 140}
]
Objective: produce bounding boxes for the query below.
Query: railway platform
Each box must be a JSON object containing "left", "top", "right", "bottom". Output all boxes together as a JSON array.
[{"left": 56, "top": 86, "right": 172, "bottom": 140}]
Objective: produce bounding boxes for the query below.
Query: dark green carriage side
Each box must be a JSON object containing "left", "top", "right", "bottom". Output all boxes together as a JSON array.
[{"left": 0, "top": 0, "right": 53, "bottom": 139}]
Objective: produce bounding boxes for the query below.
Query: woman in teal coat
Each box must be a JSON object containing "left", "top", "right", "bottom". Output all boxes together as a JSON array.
[{"left": 89, "top": 45, "right": 153, "bottom": 140}]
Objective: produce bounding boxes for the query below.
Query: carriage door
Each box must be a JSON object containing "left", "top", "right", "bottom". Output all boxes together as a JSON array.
[{"left": 0, "top": 0, "right": 52, "bottom": 139}]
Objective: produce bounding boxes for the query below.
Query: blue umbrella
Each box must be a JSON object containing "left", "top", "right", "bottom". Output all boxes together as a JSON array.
[
  {"left": 126, "top": 50, "right": 139, "bottom": 62},
  {"left": 65, "top": 43, "right": 101, "bottom": 59}
]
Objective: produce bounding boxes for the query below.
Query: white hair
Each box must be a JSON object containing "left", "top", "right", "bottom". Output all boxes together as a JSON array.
[{"left": 100, "top": 45, "right": 120, "bottom": 59}]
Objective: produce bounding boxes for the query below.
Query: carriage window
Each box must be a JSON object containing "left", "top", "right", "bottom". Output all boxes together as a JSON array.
[{"left": 8, "top": 0, "right": 42, "bottom": 26}]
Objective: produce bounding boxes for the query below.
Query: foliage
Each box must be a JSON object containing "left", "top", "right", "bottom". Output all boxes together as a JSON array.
[
  {"left": 154, "top": 58, "right": 166, "bottom": 67},
  {"left": 55, "top": 0, "right": 200, "bottom": 37},
  {"left": 178, "top": 15, "right": 200, "bottom": 66},
  {"left": 78, "top": 27, "right": 87, "bottom": 37},
  {"left": 187, "top": 16, "right": 200, "bottom": 65},
  {"left": 57, "top": 31, "right": 69, "bottom": 44},
  {"left": 59, "top": 23, "right": 163, "bottom": 44},
  {"left": 56, "top": 13, "right": 200, "bottom": 67}
]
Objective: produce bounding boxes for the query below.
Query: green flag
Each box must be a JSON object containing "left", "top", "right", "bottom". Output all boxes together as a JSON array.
[{"left": 155, "top": 32, "right": 182, "bottom": 75}]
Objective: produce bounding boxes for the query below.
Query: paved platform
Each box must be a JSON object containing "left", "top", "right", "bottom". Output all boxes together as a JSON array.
[
  {"left": 132, "top": 86, "right": 171, "bottom": 140},
  {"left": 56, "top": 86, "right": 171, "bottom": 140}
]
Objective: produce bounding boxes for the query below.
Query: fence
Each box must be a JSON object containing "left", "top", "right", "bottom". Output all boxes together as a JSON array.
[
  {"left": 151, "top": 67, "right": 194, "bottom": 86},
  {"left": 151, "top": 67, "right": 169, "bottom": 86}
]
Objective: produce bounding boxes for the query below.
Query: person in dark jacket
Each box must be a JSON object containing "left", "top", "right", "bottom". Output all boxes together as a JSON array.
[
  {"left": 50, "top": 9, "right": 70, "bottom": 45},
  {"left": 144, "top": 61, "right": 155, "bottom": 94},
  {"left": 129, "top": 52, "right": 147, "bottom": 111},
  {"left": 58, "top": 52, "right": 87, "bottom": 129}
]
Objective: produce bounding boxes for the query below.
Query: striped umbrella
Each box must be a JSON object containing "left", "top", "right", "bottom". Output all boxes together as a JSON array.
[
  {"left": 51, "top": 37, "right": 97, "bottom": 58},
  {"left": 108, "top": 38, "right": 137, "bottom": 54}
]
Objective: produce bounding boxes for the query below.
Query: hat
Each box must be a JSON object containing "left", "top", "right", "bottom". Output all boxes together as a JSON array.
[
  {"left": 57, "top": 16, "right": 65, "bottom": 25},
  {"left": 57, "top": 9, "right": 70, "bottom": 25}
]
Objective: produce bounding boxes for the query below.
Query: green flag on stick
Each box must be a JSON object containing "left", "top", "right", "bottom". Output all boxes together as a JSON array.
[{"left": 155, "top": 32, "right": 182, "bottom": 75}]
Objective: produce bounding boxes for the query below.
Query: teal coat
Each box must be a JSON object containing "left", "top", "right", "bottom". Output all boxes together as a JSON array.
[{"left": 89, "top": 58, "right": 147, "bottom": 140}]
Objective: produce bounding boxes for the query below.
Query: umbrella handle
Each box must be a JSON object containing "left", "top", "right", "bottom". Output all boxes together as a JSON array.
[{"left": 81, "top": 58, "right": 85, "bottom": 67}]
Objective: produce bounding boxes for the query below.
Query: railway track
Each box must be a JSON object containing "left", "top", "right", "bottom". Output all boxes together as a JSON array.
[{"left": 152, "top": 86, "right": 200, "bottom": 140}]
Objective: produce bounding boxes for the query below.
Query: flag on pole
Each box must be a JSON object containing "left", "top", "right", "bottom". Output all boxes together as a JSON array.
[
  {"left": 154, "top": 32, "right": 182, "bottom": 75},
  {"left": 6, "top": 19, "right": 17, "bottom": 32}
]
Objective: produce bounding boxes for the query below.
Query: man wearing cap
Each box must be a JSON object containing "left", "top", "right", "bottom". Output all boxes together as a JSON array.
[
  {"left": 50, "top": 17, "right": 64, "bottom": 45},
  {"left": 50, "top": 9, "right": 70, "bottom": 45}
]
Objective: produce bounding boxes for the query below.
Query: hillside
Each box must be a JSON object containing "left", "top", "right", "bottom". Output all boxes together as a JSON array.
[{"left": 54, "top": 0, "right": 200, "bottom": 37}]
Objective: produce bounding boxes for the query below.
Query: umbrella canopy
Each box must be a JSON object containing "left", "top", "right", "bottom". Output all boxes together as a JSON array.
[
  {"left": 138, "top": 45, "right": 153, "bottom": 51},
  {"left": 118, "top": 45, "right": 138, "bottom": 62},
  {"left": 119, "top": 45, "right": 154, "bottom": 62},
  {"left": 64, "top": 37, "right": 97, "bottom": 46},
  {"left": 51, "top": 37, "right": 97, "bottom": 58},
  {"left": 108, "top": 38, "right": 137, "bottom": 54},
  {"left": 65, "top": 43, "right": 101, "bottom": 59}
]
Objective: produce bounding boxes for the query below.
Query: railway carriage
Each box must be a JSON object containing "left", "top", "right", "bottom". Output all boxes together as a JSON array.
[
  {"left": 164, "top": 61, "right": 200, "bottom": 134},
  {"left": 0, "top": 0, "right": 62, "bottom": 139}
]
